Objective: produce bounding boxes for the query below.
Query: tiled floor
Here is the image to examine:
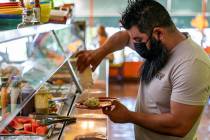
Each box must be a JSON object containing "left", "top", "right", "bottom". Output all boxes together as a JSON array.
[{"left": 108, "top": 82, "right": 210, "bottom": 140}]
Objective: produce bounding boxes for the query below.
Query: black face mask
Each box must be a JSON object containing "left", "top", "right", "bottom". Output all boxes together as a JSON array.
[
  {"left": 134, "top": 37, "right": 165, "bottom": 61},
  {"left": 134, "top": 37, "right": 169, "bottom": 84},
  {"left": 134, "top": 42, "right": 151, "bottom": 60}
]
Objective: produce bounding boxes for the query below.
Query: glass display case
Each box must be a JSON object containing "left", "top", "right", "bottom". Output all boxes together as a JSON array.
[{"left": 0, "top": 23, "right": 86, "bottom": 139}]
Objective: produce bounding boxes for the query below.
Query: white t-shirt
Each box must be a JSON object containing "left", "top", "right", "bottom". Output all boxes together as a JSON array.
[{"left": 135, "top": 37, "right": 210, "bottom": 140}]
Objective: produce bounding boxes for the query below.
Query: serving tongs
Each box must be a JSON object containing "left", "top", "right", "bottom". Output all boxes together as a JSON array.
[
  {"left": 40, "top": 117, "right": 76, "bottom": 126},
  {"left": 29, "top": 114, "right": 73, "bottom": 120}
]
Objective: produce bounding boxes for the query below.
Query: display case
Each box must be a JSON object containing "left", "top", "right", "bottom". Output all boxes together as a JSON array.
[{"left": 0, "top": 23, "right": 87, "bottom": 139}]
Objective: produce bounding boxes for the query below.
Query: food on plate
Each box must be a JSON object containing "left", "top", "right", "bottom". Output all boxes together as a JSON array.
[
  {"left": 83, "top": 97, "right": 100, "bottom": 108},
  {"left": 100, "top": 101, "right": 112, "bottom": 107},
  {"left": 76, "top": 97, "right": 115, "bottom": 109}
]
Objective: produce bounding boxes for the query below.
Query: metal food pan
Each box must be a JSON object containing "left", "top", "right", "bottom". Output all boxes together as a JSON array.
[{"left": 0, "top": 135, "right": 46, "bottom": 140}]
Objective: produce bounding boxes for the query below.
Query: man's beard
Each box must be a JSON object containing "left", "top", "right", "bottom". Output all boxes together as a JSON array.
[{"left": 140, "top": 38, "right": 169, "bottom": 84}]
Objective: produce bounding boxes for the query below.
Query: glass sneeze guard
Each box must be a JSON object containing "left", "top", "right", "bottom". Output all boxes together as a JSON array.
[{"left": 0, "top": 23, "right": 83, "bottom": 133}]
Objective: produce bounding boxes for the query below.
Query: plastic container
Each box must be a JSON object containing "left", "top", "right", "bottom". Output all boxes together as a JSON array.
[
  {"left": 35, "top": 87, "right": 49, "bottom": 114},
  {"left": 10, "top": 76, "right": 21, "bottom": 113},
  {"left": 40, "top": 2, "right": 51, "bottom": 23},
  {"left": 21, "top": 83, "right": 35, "bottom": 116}
]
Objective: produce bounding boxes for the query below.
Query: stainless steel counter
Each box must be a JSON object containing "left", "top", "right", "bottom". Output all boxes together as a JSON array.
[
  {"left": 61, "top": 59, "right": 110, "bottom": 140},
  {"left": 62, "top": 86, "right": 108, "bottom": 140}
]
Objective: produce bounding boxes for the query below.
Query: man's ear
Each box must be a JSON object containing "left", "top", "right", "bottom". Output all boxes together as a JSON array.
[{"left": 152, "top": 27, "right": 164, "bottom": 41}]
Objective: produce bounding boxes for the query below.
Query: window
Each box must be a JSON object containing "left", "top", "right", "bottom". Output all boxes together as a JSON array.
[
  {"left": 156, "top": 0, "right": 167, "bottom": 9},
  {"left": 171, "top": 0, "right": 202, "bottom": 14}
]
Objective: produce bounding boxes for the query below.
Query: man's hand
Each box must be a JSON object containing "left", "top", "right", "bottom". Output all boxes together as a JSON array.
[
  {"left": 76, "top": 49, "right": 104, "bottom": 73},
  {"left": 103, "top": 99, "right": 203, "bottom": 137},
  {"left": 102, "top": 100, "right": 131, "bottom": 123},
  {"left": 76, "top": 31, "right": 130, "bottom": 73}
]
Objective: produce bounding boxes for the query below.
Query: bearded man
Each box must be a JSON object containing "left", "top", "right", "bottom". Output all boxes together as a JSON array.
[{"left": 76, "top": 0, "right": 210, "bottom": 140}]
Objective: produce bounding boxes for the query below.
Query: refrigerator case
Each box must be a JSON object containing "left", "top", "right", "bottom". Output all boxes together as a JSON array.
[{"left": 0, "top": 23, "right": 85, "bottom": 139}]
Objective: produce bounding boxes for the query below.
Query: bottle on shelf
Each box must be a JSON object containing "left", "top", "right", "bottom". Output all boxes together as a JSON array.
[
  {"left": 50, "top": 0, "right": 54, "bottom": 9},
  {"left": 17, "top": 8, "right": 34, "bottom": 28},
  {"left": 10, "top": 76, "right": 21, "bottom": 113},
  {"left": 19, "top": 0, "right": 25, "bottom": 7},
  {"left": 32, "top": 0, "right": 41, "bottom": 24},
  {"left": 21, "top": 83, "right": 35, "bottom": 116},
  {"left": 17, "top": 0, "right": 41, "bottom": 28},
  {"left": 35, "top": 87, "right": 49, "bottom": 114},
  {"left": 0, "top": 77, "right": 9, "bottom": 118}
]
